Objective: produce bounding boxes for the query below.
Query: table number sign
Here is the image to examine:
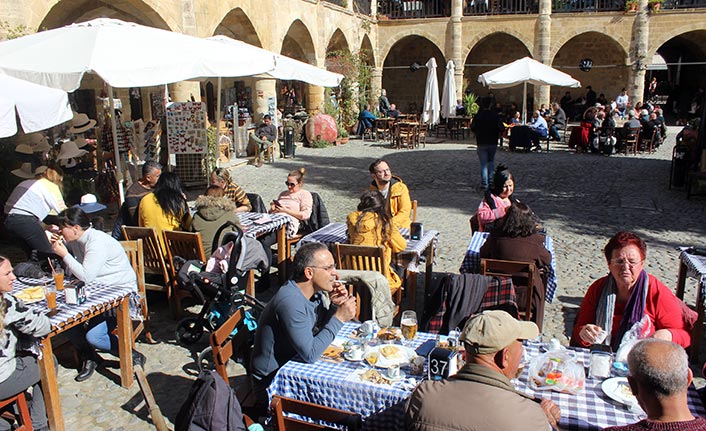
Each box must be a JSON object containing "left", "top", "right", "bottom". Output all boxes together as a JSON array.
[{"left": 428, "top": 347, "right": 458, "bottom": 380}]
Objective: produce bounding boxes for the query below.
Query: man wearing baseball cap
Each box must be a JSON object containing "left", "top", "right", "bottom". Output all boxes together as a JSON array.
[{"left": 405, "top": 310, "right": 561, "bottom": 430}]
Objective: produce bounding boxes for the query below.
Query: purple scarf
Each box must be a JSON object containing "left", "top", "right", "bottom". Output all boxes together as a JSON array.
[{"left": 595, "top": 270, "right": 648, "bottom": 351}]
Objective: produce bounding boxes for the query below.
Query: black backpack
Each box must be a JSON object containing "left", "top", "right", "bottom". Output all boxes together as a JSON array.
[{"left": 175, "top": 370, "right": 246, "bottom": 431}]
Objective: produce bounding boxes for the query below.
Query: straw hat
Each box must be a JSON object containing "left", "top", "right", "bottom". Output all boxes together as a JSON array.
[
  {"left": 11, "top": 162, "right": 47, "bottom": 179},
  {"left": 74, "top": 136, "right": 88, "bottom": 148},
  {"left": 68, "top": 112, "right": 97, "bottom": 133},
  {"left": 29, "top": 134, "right": 52, "bottom": 152},
  {"left": 15, "top": 144, "right": 33, "bottom": 155},
  {"left": 74, "top": 193, "right": 106, "bottom": 213},
  {"left": 56, "top": 141, "right": 88, "bottom": 160}
]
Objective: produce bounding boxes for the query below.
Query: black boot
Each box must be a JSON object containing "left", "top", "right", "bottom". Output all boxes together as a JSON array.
[
  {"left": 132, "top": 350, "right": 147, "bottom": 368},
  {"left": 75, "top": 359, "right": 98, "bottom": 382}
]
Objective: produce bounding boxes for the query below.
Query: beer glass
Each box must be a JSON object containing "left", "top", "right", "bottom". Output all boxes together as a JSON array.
[{"left": 401, "top": 310, "right": 418, "bottom": 341}]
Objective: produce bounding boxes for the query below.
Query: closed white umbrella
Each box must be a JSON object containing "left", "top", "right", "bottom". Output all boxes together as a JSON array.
[
  {"left": 440, "top": 60, "right": 457, "bottom": 119},
  {"left": 478, "top": 56, "right": 581, "bottom": 123},
  {"left": 0, "top": 74, "right": 73, "bottom": 138},
  {"left": 422, "top": 57, "right": 440, "bottom": 126}
]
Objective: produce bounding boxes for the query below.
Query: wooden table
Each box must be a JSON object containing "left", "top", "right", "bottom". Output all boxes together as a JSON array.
[
  {"left": 238, "top": 212, "right": 292, "bottom": 285},
  {"left": 11, "top": 279, "right": 135, "bottom": 431},
  {"left": 675, "top": 247, "right": 706, "bottom": 361}
]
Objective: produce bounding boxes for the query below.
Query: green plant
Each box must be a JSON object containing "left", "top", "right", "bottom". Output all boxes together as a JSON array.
[
  {"left": 311, "top": 138, "right": 331, "bottom": 148},
  {"left": 625, "top": 0, "right": 639, "bottom": 11},
  {"left": 463, "top": 93, "right": 480, "bottom": 116},
  {"left": 0, "top": 21, "right": 31, "bottom": 41},
  {"left": 326, "top": 50, "right": 373, "bottom": 131},
  {"left": 339, "top": 128, "right": 349, "bottom": 138},
  {"left": 206, "top": 126, "right": 218, "bottom": 171}
]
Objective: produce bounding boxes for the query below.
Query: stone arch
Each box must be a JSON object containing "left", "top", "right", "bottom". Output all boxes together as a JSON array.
[
  {"left": 280, "top": 19, "right": 318, "bottom": 64},
  {"left": 550, "top": 29, "right": 628, "bottom": 61},
  {"left": 378, "top": 30, "right": 444, "bottom": 68},
  {"left": 360, "top": 34, "right": 375, "bottom": 67},
  {"left": 551, "top": 31, "right": 628, "bottom": 108},
  {"left": 463, "top": 32, "right": 531, "bottom": 107},
  {"left": 462, "top": 29, "right": 533, "bottom": 62},
  {"left": 327, "top": 28, "right": 350, "bottom": 54},
  {"left": 213, "top": 7, "right": 263, "bottom": 47},
  {"left": 651, "top": 29, "right": 706, "bottom": 105},
  {"left": 40, "top": 0, "right": 172, "bottom": 31},
  {"left": 648, "top": 22, "right": 706, "bottom": 56},
  {"left": 382, "top": 35, "right": 445, "bottom": 114}
]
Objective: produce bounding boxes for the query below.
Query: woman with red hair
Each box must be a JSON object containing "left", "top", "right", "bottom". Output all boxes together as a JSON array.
[{"left": 571, "top": 231, "right": 690, "bottom": 349}]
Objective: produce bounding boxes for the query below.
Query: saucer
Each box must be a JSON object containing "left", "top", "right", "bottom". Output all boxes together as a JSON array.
[
  {"left": 381, "top": 369, "right": 406, "bottom": 382},
  {"left": 343, "top": 352, "right": 364, "bottom": 362}
]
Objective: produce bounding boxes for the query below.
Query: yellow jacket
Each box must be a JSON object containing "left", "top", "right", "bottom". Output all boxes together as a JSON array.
[
  {"left": 138, "top": 193, "right": 192, "bottom": 253},
  {"left": 369, "top": 176, "right": 412, "bottom": 229},
  {"left": 346, "top": 211, "right": 407, "bottom": 291}
]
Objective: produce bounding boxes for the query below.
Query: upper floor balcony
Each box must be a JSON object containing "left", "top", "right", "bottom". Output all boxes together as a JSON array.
[{"left": 373, "top": 0, "right": 706, "bottom": 18}]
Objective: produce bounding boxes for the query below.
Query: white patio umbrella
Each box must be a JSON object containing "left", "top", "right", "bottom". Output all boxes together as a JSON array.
[
  {"left": 440, "top": 60, "right": 457, "bottom": 119},
  {"left": 0, "top": 74, "right": 73, "bottom": 138},
  {"left": 0, "top": 18, "right": 276, "bottom": 201},
  {"left": 478, "top": 56, "right": 581, "bottom": 123},
  {"left": 422, "top": 57, "right": 440, "bottom": 126}
]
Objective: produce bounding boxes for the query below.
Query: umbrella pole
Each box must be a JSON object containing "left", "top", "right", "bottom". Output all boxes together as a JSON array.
[
  {"left": 522, "top": 81, "right": 527, "bottom": 124},
  {"left": 107, "top": 84, "right": 125, "bottom": 205},
  {"left": 216, "top": 77, "right": 222, "bottom": 168}
]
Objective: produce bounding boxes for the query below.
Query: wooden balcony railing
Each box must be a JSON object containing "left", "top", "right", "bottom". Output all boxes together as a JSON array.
[
  {"left": 378, "top": 0, "right": 450, "bottom": 19},
  {"left": 551, "top": 0, "right": 625, "bottom": 13},
  {"left": 464, "top": 0, "right": 539, "bottom": 15}
]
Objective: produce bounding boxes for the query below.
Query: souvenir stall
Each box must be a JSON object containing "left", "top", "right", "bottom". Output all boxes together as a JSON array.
[{"left": 166, "top": 101, "right": 208, "bottom": 186}]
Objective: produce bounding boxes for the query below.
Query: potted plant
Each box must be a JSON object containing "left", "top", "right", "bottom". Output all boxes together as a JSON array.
[
  {"left": 648, "top": 0, "right": 663, "bottom": 11},
  {"left": 337, "top": 128, "right": 349, "bottom": 145},
  {"left": 463, "top": 93, "right": 480, "bottom": 118},
  {"left": 625, "top": 0, "right": 639, "bottom": 12}
]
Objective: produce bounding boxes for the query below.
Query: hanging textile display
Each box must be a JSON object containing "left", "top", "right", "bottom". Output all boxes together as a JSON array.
[{"left": 167, "top": 101, "right": 208, "bottom": 185}]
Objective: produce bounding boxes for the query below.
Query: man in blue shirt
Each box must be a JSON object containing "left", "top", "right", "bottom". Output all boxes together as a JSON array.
[
  {"left": 251, "top": 242, "right": 357, "bottom": 411},
  {"left": 528, "top": 110, "right": 549, "bottom": 151},
  {"left": 356, "top": 104, "right": 377, "bottom": 136}
]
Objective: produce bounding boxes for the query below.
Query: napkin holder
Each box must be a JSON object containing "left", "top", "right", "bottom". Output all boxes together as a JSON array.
[{"left": 65, "top": 280, "right": 86, "bottom": 305}]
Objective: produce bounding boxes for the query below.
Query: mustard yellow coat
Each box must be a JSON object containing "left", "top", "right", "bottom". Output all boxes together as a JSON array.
[{"left": 346, "top": 211, "right": 407, "bottom": 291}]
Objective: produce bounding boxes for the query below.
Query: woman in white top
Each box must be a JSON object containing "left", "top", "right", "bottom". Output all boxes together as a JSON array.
[
  {"left": 3, "top": 165, "right": 66, "bottom": 258},
  {"left": 50, "top": 207, "right": 142, "bottom": 382},
  {"left": 270, "top": 167, "right": 313, "bottom": 237}
]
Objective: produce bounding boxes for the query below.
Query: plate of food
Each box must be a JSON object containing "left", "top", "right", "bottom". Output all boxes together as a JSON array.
[
  {"left": 377, "top": 327, "right": 402, "bottom": 344},
  {"left": 367, "top": 344, "right": 415, "bottom": 368},
  {"left": 14, "top": 286, "right": 45, "bottom": 304},
  {"left": 322, "top": 345, "right": 343, "bottom": 361},
  {"left": 602, "top": 377, "right": 638, "bottom": 407},
  {"left": 348, "top": 369, "right": 392, "bottom": 386}
]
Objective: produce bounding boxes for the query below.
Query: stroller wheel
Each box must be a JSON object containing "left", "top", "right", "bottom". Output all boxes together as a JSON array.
[
  {"left": 175, "top": 317, "right": 204, "bottom": 346},
  {"left": 197, "top": 346, "right": 215, "bottom": 372}
]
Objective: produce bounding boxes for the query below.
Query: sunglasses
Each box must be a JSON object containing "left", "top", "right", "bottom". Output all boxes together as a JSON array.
[{"left": 285, "top": 181, "right": 298, "bottom": 187}]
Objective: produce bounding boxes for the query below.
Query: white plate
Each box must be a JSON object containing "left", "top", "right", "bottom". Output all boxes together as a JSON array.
[
  {"left": 602, "top": 377, "right": 638, "bottom": 406},
  {"left": 343, "top": 352, "right": 364, "bottom": 362},
  {"left": 366, "top": 344, "right": 415, "bottom": 368},
  {"left": 380, "top": 369, "right": 406, "bottom": 382}
]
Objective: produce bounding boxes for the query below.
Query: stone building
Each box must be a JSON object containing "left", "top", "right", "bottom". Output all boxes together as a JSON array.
[{"left": 2, "top": 0, "right": 705, "bottom": 121}]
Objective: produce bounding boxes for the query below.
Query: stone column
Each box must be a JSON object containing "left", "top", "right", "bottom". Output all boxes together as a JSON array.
[
  {"left": 451, "top": 0, "right": 464, "bottom": 99},
  {"left": 307, "top": 85, "right": 325, "bottom": 114},
  {"left": 253, "top": 78, "right": 277, "bottom": 122},
  {"left": 346, "top": 0, "right": 354, "bottom": 12},
  {"left": 534, "top": 0, "right": 552, "bottom": 109},
  {"left": 371, "top": 67, "right": 383, "bottom": 104},
  {"left": 370, "top": 0, "right": 378, "bottom": 15},
  {"left": 629, "top": 0, "right": 649, "bottom": 105}
]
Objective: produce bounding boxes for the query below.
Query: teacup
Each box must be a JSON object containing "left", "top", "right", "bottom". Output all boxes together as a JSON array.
[
  {"left": 386, "top": 364, "right": 401, "bottom": 380},
  {"left": 345, "top": 344, "right": 364, "bottom": 361}
]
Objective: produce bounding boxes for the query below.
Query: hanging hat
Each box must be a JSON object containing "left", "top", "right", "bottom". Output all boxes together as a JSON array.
[
  {"left": 73, "top": 193, "right": 106, "bottom": 213},
  {"left": 11, "top": 163, "right": 47, "bottom": 179},
  {"left": 15, "top": 144, "right": 33, "bottom": 155},
  {"left": 56, "top": 141, "right": 88, "bottom": 160},
  {"left": 28, "top": 134, "right": 52, "bottom": 153},
  {"left": 74, "top": 136, "right": 89, "bottom": 148},
  {"left": 68, "top": 112, "right": 97, "bottom": 133}
]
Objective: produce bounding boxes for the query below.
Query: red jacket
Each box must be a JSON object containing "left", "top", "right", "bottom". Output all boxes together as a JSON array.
[{"left": 571, "top": 274, "right": 690, "bottom": 348}]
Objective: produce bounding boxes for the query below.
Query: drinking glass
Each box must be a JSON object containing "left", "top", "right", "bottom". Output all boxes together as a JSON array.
[
  {"left": 43, "top": 283, "right": 57, "bottom": 310},
  {"left": 365, "top": 351, "right": 379, "bottom": 368},
  {"left": 401, "top": 310, "right": 418, "bottom": 341},
  {"left": 53, "top": 268, "right": 64, "bottom": 291}
]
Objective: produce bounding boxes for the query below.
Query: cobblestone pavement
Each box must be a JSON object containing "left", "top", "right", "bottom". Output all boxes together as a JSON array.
[{"left": 3, "top": 128, "right": 706, "bottom": 430}]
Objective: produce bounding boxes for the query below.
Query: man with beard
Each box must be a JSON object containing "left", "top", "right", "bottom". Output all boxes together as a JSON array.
[{"left": 368, "top": 159, "right": 412, "bottom": 229}]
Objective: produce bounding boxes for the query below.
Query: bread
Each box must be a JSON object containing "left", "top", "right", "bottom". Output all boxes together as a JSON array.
[
  {"left": 16, "top": 286, "right": 44, "bottom": 302},
  {"left": 380, "top": 345, "right": 403, "bottom": 359}
]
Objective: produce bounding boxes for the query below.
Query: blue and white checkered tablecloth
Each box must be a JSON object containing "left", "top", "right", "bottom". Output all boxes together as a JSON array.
[
  {"left": 268, "top": 322, "right": 437, "bottom": 430},
  {"left": 517, "top": 343, "right": 706, "bottom": 430},
  {"left": 459, "top": 231, "right": 559, "bottom": 303},
  {"left": 678, "top": 248, "right": 706, "bottom": 303},
  {"left": 237, "top": 212, "right": 290, "bottom": 239},
  {"left": 298, "top": 222, "right": 438, "bottom": 272},
  {"left": 11, "top": 278, "right": 135, "bottom": 328}
]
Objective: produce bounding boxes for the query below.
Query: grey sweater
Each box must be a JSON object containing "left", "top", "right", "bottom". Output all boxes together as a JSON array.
[
  {"left": 251, "top": 280, "right": 343, "bottom": 384},
  {"left": 0, "top": 294, "right": 51, "bottom": 382}
]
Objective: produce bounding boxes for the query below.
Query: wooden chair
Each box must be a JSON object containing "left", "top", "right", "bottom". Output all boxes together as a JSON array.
[
  {"left": 334, "top": 243, "right": 402, "bottom": 314},
  {"left": 411, "top": 200, "right": 418, "bottom": 223},
  {"left": 480, "top": 258, "right": 542, "bottom": 331},
  {"left": 163, "top": 231, "right": 207, "bottom": 318},
  {"left": 209, "top": 308, "right": 256, "bottom": 407},
  {"left": 639, "top": 128, "right": 657, "bottom": 154},
  {"left": 416, "top": 123, "right": 427, "bottom": 148},
  {"left": 374, "top": 118, "right": 390, "bottom": 142},
  {"left": 396, "top": 122, "right": 415, "bottom": 149},
  {"left": 623, "top": 126, "right": 640, "bottom": 155},
  {"left": 0, "top": 393, "right": 32, "bottom": 431},
  {"left": 270, "top": 395, "right": 362, "bottom": 431},
  {"left": 122, "top": 226, "right": 174, "bottom": 315},
  {"left": 120, "top": 239, "right": 154, "bottom": 344}
]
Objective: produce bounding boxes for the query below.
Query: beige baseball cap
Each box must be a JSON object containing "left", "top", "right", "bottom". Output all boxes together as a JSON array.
[{"left": 461, "top": 310, "right": 539, "bottom": 355}]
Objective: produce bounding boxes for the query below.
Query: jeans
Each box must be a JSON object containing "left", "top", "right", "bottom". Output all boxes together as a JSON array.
[
  {"left": 477, "top": 144, "right": 497, "bottom": 189},
  {"left": 68, "top": 315, "right": 118, "bottom": 361},
  {"left": 549, "top": 125, "right": 562, "bottom": 141},
  {"left": 0, "top": 356, "right": 51, "bottom": 430}
]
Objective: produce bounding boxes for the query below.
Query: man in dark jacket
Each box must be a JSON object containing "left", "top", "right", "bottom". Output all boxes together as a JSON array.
[
  {"left": 253, "top": 114, "right": 278, "bottom": 167},
  {"left": 549, "top": 102, "right": 566, "bottom": 141},
  {"left": 471, "top": 99, "right": 504, "bottom": 191}
]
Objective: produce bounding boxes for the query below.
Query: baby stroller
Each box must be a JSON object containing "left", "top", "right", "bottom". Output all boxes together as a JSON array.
[{"left": 174, "top": 223, "right": 267, "bottom": 352}]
